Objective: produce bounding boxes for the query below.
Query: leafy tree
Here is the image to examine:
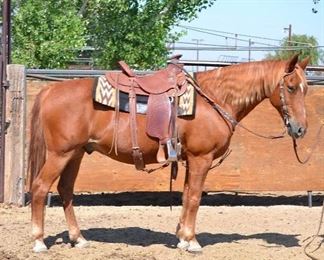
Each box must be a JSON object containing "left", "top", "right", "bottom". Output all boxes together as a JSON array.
[
  {"left": 11, "top": 0, "right": 216, "bottom": 69},
  {"left": 266, "top": 34, "right": 323, "bottom": 65},
  {"left": 82, "top": 0, "right": 216, "bottom": 69},
  {"left": 12, "top": 0, "right": 86, "bottom": 68}
]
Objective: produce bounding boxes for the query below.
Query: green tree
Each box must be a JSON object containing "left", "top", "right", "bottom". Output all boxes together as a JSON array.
[
  {"left": 11, "top": 0, "right": 216, "bottom": 69},
  {"left": 266, "top": 34, "right": 322, "bottom": 65},
  {"left": 12, "top": 0, "right": 86, "bottom": 68},
  {"left": 82, "top": 0, "right": 215, "bottom": 69}
]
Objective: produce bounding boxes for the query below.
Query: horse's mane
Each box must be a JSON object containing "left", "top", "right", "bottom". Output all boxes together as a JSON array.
[{"left": 195, "top": 60, "right": 287, "bottom": 107}]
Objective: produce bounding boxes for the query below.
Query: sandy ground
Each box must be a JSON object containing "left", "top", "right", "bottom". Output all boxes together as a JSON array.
[{"left": 1, "top": 193, "right": 324, "bottom": 260}]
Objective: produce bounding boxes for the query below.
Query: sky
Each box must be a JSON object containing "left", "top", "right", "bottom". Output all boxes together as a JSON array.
[{"left": 172, "top": 0, "right": 324, "bottom": 63}]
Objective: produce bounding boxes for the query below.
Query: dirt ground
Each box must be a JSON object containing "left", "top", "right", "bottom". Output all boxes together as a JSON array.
[{"left": 1, "top": 192, "right": 324, "bottom": 260}]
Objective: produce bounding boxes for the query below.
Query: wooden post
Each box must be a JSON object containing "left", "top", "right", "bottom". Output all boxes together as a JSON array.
[{"left": 4, "top": 64, "right": 26, "bottom": 206}]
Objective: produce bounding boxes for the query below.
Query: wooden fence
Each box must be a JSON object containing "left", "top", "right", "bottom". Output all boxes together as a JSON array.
[
  {"left": 3, "top": 65, "right": 324, "bottom": 205},
  {"left": 4, "top": 65, "right": 26, "bottom": 205}
]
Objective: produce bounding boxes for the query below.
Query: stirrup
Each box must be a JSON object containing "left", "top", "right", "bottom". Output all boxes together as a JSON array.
[{"left": 166, "top": 139, "right": 178, "bottom": 162}]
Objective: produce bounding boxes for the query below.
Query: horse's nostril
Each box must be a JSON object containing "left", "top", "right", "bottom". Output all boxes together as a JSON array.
[{"left": 297, "top": 127, "right": 306, "bottom": 137}]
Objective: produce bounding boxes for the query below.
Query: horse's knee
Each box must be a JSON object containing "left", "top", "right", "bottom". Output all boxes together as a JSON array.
[{"left": 187, "top": 195, "right": 202, "bottom": 211}]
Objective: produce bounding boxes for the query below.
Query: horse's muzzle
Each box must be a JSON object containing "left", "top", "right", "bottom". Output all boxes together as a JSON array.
[{"left": 287, "top": 120, "right": 307, "bottom": 139}]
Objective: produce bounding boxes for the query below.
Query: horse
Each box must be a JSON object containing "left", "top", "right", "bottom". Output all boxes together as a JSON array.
[{"left": 28, "top": 54, "right": 309, "bottom": 253}]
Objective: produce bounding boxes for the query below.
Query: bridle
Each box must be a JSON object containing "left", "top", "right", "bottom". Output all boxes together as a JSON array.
[
  {"left": 278, "top": 74, "right": 292, "bottom": 130},
  {"left": 269, "top": 69, "right": 323, "bottom": 165}
]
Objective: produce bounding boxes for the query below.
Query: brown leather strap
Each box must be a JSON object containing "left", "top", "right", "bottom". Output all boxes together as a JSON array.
[
  {"left": 118, "top": 60, "right": 136, "bottom": 77},
  {"left": 170, "top": 94, "right": 178, "bottom": 142},
  {"left": 109, "top": 75, "right": 120, "bottom": 155},
  {"left": 113, "top": 87, "right": 120, "bottom": 155},
  {"left": 129, "top": 82, "right": 145, "bottom": 170}
]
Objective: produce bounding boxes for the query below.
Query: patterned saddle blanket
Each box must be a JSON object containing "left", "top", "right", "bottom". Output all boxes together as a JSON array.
[{"left": 93, "top": 75, "right": 196, "bottom": 116}]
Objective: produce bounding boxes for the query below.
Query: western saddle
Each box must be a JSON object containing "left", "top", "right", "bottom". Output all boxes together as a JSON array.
[{"left": 105, "top": 55, "right": 188, "bottom": 170}]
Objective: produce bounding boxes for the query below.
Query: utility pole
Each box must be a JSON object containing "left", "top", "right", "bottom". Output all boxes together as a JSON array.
[
  {"left": 248, "top": 39, "right": 252, "bottom": 61},
  {"left": 284, "top": 24, "right": 292, "bottom": 46},
  {"left": 192, "top": 38, "right": 203, "bottom": 71},
  {"left": 0, "top": 0, "right": 11, "bottom": 203}
]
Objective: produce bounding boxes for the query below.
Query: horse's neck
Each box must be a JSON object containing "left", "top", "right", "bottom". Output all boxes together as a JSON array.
[{"left": 197, "top": 61, "right": 284, "bottom": 122}]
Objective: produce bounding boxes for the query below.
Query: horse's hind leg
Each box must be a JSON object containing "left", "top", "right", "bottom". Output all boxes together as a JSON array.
[
  {"left": 57, "top": 149, "right": 89, "bottom": 248},
  {"left": 31, "top": 151, "right": 75, "bottom": 253}
]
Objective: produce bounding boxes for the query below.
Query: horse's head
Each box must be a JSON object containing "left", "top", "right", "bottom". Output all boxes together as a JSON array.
[{"left": 270, "top": 54, "right": 310, "bottom": 139}]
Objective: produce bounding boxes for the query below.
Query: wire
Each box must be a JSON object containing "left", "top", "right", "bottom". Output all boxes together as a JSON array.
[
  {"left": 170, "top": 46, "right": 317, "bottom": 52},
  {"left": 177, "top": 25, "right": 314, "bottom": 47},
  {"left": 176, "top": 25, "right": 279, "bottom": 47}
]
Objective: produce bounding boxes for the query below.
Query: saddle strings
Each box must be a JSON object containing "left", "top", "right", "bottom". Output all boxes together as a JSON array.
[{"left": 108, "top": 74, "right": 120, "bottom": 156}]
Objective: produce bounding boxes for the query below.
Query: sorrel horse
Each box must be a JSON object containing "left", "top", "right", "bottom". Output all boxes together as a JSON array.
[{"left": 29, "top": 54, "right": 309, "bottom": 252}]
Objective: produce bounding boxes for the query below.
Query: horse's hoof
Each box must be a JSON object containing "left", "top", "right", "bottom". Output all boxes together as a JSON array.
[
  {"left": 187, "top": 240, "right": 202, "bottom": 254},
  {"left": 177, "top": 239, "right": 202, "bottom": 253},
  {"left": 177, "top": 239, "right": 189, "bottom": 250},
  {"left": 33, "top": 240, "right": 48, "bottom": 253},
  {"left": 75, "top": 237, "right": 90, "bottom": 249}
]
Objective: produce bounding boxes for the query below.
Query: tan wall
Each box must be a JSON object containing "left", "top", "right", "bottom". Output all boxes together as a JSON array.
[{"left": 27, "top": 80, "right": 324, "bottom": 192}]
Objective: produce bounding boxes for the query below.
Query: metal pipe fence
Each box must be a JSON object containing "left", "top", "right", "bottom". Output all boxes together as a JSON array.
[{"left": 26, "top": 61, "right": 324, "bottom": 85}]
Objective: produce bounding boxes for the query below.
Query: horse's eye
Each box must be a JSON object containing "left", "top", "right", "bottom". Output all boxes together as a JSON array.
[{"left": 287, "top": 86, "right": 295, "bottom": 93}]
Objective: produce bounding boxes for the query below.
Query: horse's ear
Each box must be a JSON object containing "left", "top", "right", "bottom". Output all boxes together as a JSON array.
[
  {"left": 285, "top": 54, "right": 299, "bottom": 73},
  {"left": 299, "top": 56, "right": 310, "bottom": 70}
]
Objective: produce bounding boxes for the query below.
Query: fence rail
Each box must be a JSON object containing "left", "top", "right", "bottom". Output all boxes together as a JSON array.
[{"left": 26, "top": 60, "right": 324, "bottom": 85}]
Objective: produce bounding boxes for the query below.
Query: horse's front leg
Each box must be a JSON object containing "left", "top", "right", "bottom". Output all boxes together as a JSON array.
[{"left": 176, "top": 154, "right": 213, "bottom": 253}]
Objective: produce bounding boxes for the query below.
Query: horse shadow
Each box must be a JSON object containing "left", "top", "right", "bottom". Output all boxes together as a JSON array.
[
  {"left": 48, "top": 191, "right": 324, "bottom": 207},
  {"left": 44, "top": 227, "right": 300, "bottom": 249}
]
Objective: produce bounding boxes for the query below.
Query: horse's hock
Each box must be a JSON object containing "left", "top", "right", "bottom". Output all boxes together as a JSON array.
[
  {"left": 23, "top": 79, "right": 324, "bottom": 194},
  {"left": 3, "top": 66, "right": 323, "bottom": 205}
]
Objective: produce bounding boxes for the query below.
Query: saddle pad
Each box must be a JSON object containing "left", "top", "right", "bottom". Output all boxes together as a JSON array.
[{"left": 93, "top": 75, "right": 196, "bottom": 116}]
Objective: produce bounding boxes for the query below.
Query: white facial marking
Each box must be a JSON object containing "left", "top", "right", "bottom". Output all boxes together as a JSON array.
[{"left": 299, "top": 83, "right": 304, "bottom": 93}]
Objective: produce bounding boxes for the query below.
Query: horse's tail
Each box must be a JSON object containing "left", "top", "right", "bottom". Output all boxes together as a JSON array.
[{"left": 28, "top": 91, "right": 46, "bottom": 191}]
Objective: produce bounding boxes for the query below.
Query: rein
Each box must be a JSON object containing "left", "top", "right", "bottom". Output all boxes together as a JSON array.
[
  {"left": 292, "top": 124, "right": 324, "bottom": 164},
  {"left": 303, "top": 200, "right": 324, "bottom": 260}
]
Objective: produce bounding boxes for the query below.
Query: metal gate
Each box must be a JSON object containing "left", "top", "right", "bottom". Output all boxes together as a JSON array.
[{"left": 0, "top": 0, "right": 11, "bottom": 203}]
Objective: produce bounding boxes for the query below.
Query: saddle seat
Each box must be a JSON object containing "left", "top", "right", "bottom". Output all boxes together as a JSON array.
[
  {"left": 105, "top": 55, "right": 187, "bottom": 169},
  {"left": 106, "top": 55, "right": 187, "bottom": 96}
]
